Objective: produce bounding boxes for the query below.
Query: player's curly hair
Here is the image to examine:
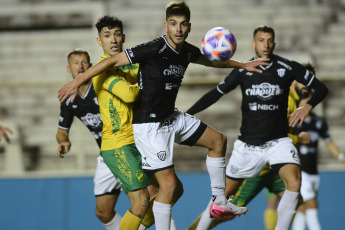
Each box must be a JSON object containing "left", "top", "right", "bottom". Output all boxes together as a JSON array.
[
  {"left": 95, "top": 15, "right": 123, "bottom": 34},
  {"left": 166, "top": 1, "right": 190, "bottom": 21}
]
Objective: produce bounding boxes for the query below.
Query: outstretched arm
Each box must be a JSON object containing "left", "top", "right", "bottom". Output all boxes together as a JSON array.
[
  {"left": 56, "top": 128, "right": 71, "bottom": 158},
  {"left": 194, "top": 55, "right": 269, "bottom": 73},
  {"left": 186, "top": 88, "right": 223, "bottom": 115},
  {"left": 58, "top": 52, "right": 130, "bottom": 103},
  {"left": 0, "top": 125, "right": 13, "bottom": 143},
  {"left": 325, "top": 141, "right": 345, "bottom": 164}
]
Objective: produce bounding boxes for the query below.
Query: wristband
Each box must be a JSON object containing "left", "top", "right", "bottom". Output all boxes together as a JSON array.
[{"left": 338, "top": 153, "right": 345, "bottom": 161}]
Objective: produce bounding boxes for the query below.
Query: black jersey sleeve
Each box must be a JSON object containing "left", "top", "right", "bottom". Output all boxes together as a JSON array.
[
  {"left": 125, "top": 38, "right": 159, "bottom": 64},
  {"left": 58, "top": 102, "right": 74, "bottom": 130},
  {"left": 292, "top": 61, "right": 315, "bottom": 86},
  {"left": 307, "top": 77, "right": 329, "bottom": 108},
  {"left": 217, "top": 69, "right": 240, "bottom": 94},
  {"left": 186, "top": 69, "right": 239, "bottom": 115},
  {"left": 186, "top": 88, "right": 223, "bottom": 115},
  {"left": 291, "top": 61, "right": 328, "bottom": 108},
  {"left": 186, "top": 42, "right": 202, "bottom": 63}
]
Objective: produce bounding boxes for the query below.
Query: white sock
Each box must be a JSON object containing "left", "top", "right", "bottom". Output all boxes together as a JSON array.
[
  {"left": 305, "top": 208, "right": 321, "bottom": 230},
  {"left": 292, "top": 211, "right": 306, "bottom": 230},
  {"left": 196, "top": 199, "right": 214, "bottom": 230},
  {"left": 104, "top": 212, "right": 122, "bottom": 230},
  {"left": 206, "top": 156, "right": 227, "bottom": 203},
  {"left": 170, "top": 218, "right": 177, "bottom": 230},
  {"left": 138, "top": 216, "right": 176, "bottom": 230},
  {"left": 153, "top": 201, "right": 171, "bottom": 229},
  {"left": 276, "top": 190, "right": 299, "bottom": 230}
]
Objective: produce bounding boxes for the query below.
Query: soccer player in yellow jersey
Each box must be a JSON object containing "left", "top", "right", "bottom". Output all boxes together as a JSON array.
[{"left": 92, "top": 16, "right": 152, "bottom": 230}]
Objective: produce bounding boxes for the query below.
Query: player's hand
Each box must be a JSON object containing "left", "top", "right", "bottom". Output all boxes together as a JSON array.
[
  {"left": 242, "top": 57, "right": 269, "bottom": 73},
  {"left": 0, "top": 125, "right": 13, "bottom": 143},
  {"left": 57, "top": 142, "right": 71, "bottom": 158},
  {"left": 289, "top": 104, "right": 312, "bottom": 127},
  {"left": 298, "top": 132, "right": 311, "bottom": 144},
  {"left": 58, "top": 80, "right": 79, "bottom": 103}
]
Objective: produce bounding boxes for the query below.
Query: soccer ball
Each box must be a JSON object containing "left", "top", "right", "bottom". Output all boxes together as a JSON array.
[{"left": 201, "top": 27, "right": 237, "bottom": 61}]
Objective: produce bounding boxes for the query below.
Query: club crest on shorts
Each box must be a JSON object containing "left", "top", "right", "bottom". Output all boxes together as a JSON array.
[
  {"left": 157, "top": 151, "right": 167, "bottom": 161},
  {"left": 230, "top": 165, "right": 239, "bottom": 174}
]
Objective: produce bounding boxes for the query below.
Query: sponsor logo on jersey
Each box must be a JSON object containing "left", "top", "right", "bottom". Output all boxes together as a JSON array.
[
  {"left": 59, "top": 116, "right": 64, "bottom": 123},
  {"left": 165, "top": 83, "right": 180, "bottom": 90},
  {"left": 81, "top": 113, "right": 102, "bottom": 128},
  {"left": 157, "top": 151, "right": 167, "bottom": 161},
  {"left": 248, "top": 102, "right": 279, "bottom": 111},
  {"left": 277, "top": 68, "right": 286, "bottom": 77},
  {"left": 72, "top": 105, "right": 77, "bottom": 109},
  {"left": 245, "top": 83, "right": 283, "bottom": 100},
  {"left": 163, "top": 65, "right": 185, "bottom": 80}
]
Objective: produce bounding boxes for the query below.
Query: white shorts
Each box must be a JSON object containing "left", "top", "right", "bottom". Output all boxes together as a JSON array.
[
  {"left": 226, "top": 137, "right": 300, "bottom": 179},
  {"left": 93, "top": 156, "right": 122, "bottom": 196},
  {"left": 300, "top": 171, "right": 320, "bottom": 202},
  {"left": 132, "top": 109, "right": 206, "bottom": 171}
]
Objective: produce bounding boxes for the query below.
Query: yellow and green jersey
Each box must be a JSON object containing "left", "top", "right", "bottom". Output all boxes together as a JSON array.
[
  {"left": 287, "top": 87, "right": 300, "bottom": 146},
  {"left": 93, "top": 55, "right": 139, "bottom": 150}
]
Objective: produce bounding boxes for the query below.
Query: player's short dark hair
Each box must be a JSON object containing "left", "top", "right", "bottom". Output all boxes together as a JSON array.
[
  {"left": 95, "top": 15, "right": 123, "bottom": 34},
  {"left": 166, "top": 1, "right": 190, "bottom": 21},
  {"left": 302, "top": 62, "right": 316, "bottom": 76},
  {"left": 67, "top": 48, "right": 90, "bottom": 63},
  {"left": 253, "top": 25, "right": 275, "bottom": 40}
]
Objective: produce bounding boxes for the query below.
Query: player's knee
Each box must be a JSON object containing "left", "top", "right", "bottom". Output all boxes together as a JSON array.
[
  {"left": 159, "top": 174, "right": 181, "bottom": 201},
  {"left": 285, "top": 177, "right": 301, "bottom": 192},
  {"left": 95, "top": 207, "right": 115, "bottom": 223},
  {"left": 211, "top": 132, "right": 227, "bottom": 154}
]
